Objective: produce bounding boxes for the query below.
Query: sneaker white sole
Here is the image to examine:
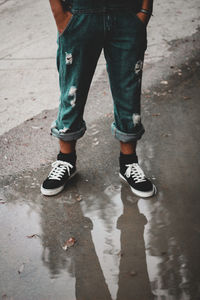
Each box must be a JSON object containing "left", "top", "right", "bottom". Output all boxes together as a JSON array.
[
  {"left": 40, "top": 171, "right": 77, "bottom": 196},
  {"left": 119, "top": 173, "right": 156, "bottom": 198}
]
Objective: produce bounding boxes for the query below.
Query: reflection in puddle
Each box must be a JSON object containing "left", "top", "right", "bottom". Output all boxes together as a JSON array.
[
  {"left": 81, "top": 184, "right": 123, "bottom": 300},
  {"left": 138, "top": 197, "right": 192, "bottom": 300},
  {"left": 1, "top": 174, "right": 200, "bottom": 300}
]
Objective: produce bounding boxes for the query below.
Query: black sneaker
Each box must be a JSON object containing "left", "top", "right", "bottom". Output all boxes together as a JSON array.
[
  {"left": 119, "top": 154, "right": 156, "bottom": 198},
  {"left": 41, "top": 152, "right": 77, "bottom": 196}
]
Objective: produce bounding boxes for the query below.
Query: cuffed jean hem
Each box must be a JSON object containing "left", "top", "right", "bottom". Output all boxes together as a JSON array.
[
  {"left": 111, "top": 122, "right": 145, "bottom": 142},
  {"left": 50, "top": 121, "right": 87, "bottom": 141}
]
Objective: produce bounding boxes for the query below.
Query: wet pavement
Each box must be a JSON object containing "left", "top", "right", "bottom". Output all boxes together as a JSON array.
[{"left": 1, "top": 54, "right": 200, "bottom": 300}]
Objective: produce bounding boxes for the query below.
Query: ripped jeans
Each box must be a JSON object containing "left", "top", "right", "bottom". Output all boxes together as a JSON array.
[{"left": 51, "top": 1, "right": 147, "bottom": 142}]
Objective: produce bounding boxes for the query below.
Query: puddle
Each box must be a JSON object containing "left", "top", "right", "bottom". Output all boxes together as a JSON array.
[
  {"left": 1, "top": 164, "right": 200, "bottom": 300},
  {"left": 0, "top": 188, "right": 76, "bottom": 300}
]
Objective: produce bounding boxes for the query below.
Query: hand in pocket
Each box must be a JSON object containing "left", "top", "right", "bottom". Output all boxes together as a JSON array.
[
  {"left": 136, "top": 12, "right": 150, "bottom": 26},
  {"left": 49, "top": 0, "right": 73, "bottom": 34},
  {"left": 57, "top": 10, "right": 73, "bottom": 35}
]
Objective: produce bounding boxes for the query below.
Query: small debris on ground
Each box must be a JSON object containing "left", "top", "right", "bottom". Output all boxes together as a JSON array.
[
  {"left": 117, "top": 250, "right": 124, "bottom": 257},
  {"left": 152, "top": 113, "right": 160, "bottom": 117},
  {"left": 62, "top": 237, "right": 76, "bottom": 251},
  {"left": 26, "top": 234, "right": 40, "bottom": 239},
  {"left": 183, "top": 96, "right": 191, "bottom": 100},
  {"left": 76, "top": 194, "right": 82, "bottom": 202},
  {"left": 18, "top": 263, "right": 25, "bottom": 274},
  {"left": 162, "top": 133, "right": 172, "bottom": 137},
  {"left": 160, "top": 80, "right": 168, "bottom": 85},
  {"left": 130, "top": 270, "right": 138, "bottom": 277},
  {"left": 2, "top": 294, "right": 14, "bottom": 300}
]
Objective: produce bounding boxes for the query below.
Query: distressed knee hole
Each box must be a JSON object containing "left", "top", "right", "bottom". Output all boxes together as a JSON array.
[
  {"left": 134, "top": 60, "right": 143, "bottom": 75},
  {"left": 68, "top": 86, "right": 77, "bottom": 107},
  {"left": 132, "top": 113, "right": 141, "bottom": 127},
  {"left": 59, "top": 127, "right": 70, "bottom": 134},
  {"left": 65, "top": 52, "right": 73, "bottom": 65}
]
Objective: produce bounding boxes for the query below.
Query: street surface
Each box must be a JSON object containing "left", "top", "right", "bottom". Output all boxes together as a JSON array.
[{"left": 0, "top": 1, "right": 200, "bottom": 300}]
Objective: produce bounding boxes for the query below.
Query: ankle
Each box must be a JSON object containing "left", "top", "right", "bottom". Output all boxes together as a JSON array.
[
  {"left": 120, "top": 141, "right": 137, "bottom": 155},
  {"left": 59, "top": 139, "right": 76, "bottom": 154}
]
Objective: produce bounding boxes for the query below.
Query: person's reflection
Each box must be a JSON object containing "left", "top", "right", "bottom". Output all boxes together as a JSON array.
[
  {"left": 138, "top": 197, "right": 193, "bottom": 300},
  {"left": 40, "top": 192, "right": 112, "bottom": 300},
  {"left": 117, "top": 185, "right": 153, "bottom": 300}
]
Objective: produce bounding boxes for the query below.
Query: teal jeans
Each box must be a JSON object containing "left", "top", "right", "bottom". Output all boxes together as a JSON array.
[{"left": 51, "top": 0, "right": 147, "bottom": 142}]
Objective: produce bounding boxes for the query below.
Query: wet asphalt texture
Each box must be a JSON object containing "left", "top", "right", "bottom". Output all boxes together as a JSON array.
[{"left": 1, "top": 32, "right": 200, "bottom": 300}]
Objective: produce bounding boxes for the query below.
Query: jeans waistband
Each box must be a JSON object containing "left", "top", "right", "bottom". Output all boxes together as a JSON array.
[
  {"left": 71, "top": 7, "right": 138, "bottom": 14},
  {"left": 66, "top": 0, "right": 142, "bottom": 13}
]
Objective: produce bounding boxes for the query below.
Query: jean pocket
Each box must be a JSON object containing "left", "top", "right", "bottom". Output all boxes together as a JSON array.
[
  {"left": 59, "top": 13, "right": 77, "bottom": 37},
  {"left": 134, "top": 13, "right": 147, "bottom": 29}
]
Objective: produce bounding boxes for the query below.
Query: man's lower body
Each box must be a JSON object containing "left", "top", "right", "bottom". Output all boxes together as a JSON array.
[{"left": 41, "top": 7, "right": 156, "bottom": 197}]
